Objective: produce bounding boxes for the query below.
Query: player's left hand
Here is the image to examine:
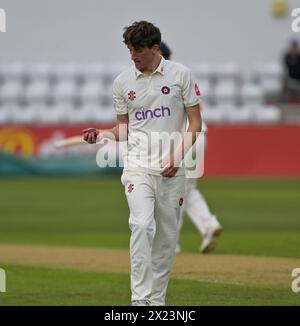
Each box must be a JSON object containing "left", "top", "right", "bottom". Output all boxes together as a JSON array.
[{"left": 160, "top": 158, "right": 179, "bottom": 177}]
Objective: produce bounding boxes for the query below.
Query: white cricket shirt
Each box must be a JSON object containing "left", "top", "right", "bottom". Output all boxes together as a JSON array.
[{"left": 112, "top": 56, "right": 201, "bottom": 175}]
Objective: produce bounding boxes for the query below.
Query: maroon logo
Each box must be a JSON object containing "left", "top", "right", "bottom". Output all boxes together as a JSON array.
[
  {"left": 179, "top": 197, "right": 184, "bottom": 206},
  {"left": 195, "top": 83, "right": 201, "bottom": 96},
  {"left": 128, "top": 90, "right": 136, "bottom": 101},
  {"left": 161, "top": 86, "right": 170, "bottom": 95},
  {"left": 128, "top": 183, "right": 134, "bottom": 193}
]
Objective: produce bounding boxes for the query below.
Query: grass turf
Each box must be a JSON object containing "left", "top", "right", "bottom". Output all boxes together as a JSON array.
[
  {"left": 0, "top": 264, "right": 299, "bottom": 306},
  {"left": 0, "top": 177, "right": 300, "bottom": 258},
  {"left": 1, "top": 177, "right": 300, "bottom": 306}
]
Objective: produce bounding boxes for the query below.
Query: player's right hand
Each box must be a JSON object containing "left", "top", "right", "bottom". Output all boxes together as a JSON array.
[{"left": 83, "top": 128, "right": 99, "bottom": 144}]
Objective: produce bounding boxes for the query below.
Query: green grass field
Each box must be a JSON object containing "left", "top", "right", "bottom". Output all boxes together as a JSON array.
[
  {"left": 0, "top": 176, "right": 300, "bottom": 305},
  {"left": 1, "top": 264, "right": 298, "bottom": 306}
]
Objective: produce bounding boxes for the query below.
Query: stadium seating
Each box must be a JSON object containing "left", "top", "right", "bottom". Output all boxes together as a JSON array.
[
  {"left": 215, "top": 63, "right": 242, "bottom": 85},
  {"left": 0, "top": 62, "right": 283, "bottom": 124},
  {"left": 24, "top": 80, "right": 51, "bottom": 106},
  {"left": 252, "top": 105, "right": 281, "bottom": 123},
  {"left": 225, "top": 105, "right": 254, "bottom": 123},
  {"left": 241, "top": 83, "right": 264, "bottom": 107},
  {"left": 253, "top": 63, "right": 283, "bottom": 97},
  {"left": 202, "top": 105, "right": 227, "bottom": 123},
  {"left": 0, "top": 104, "right": 13, "bottom": 123},
  {"left": 214, "top": 81, "right": 239, "bottom": 107},
  {"left": 0, "top": 80, "right": 24, "bottom": 105},
  {"left": 191, "top": 63, "right": 216, "bottom": 84}
]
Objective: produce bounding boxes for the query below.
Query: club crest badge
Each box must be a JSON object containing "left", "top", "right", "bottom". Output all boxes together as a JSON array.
[
  {"left": 128, "top": 183, "right": 134, "bottom": 193},
  {"left": 128, "top": 90, "right": 136, "bottom": 101},
  {"left": 161, "top": 86, "right": 170, "bottom": 95}
]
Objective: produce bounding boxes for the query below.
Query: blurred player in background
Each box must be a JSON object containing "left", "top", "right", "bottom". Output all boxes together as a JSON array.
[
  {"left": 160, "top": 41, "right": 223, "bottom": 254},
  {"left": 84, "top": 21, "right": 202, "bottom": 306},
  {"left": 283, "top": 39, "right": 300, "bottom": 101}
]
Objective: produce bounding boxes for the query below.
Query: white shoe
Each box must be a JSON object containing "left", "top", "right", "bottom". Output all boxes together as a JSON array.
[
  {"left": 175, "top": 244, "right": 181, "bottom": 254},
  {"left": 200, "top": 221, "right": 223, "bottom": 253},
  {"left": 132, "top": 300, "right": 150, "bottom": 306}
]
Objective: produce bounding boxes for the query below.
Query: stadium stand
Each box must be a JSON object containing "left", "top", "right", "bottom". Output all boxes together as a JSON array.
[{"left": 0, "top": 62, "right": 283, "bottom": 124}]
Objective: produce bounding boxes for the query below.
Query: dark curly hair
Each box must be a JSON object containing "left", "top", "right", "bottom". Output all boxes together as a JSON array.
[{"left": 123, "top": 21, "right": 161, "bottom": 49}]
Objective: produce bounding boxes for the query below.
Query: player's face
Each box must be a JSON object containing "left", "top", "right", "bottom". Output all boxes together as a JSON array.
[{"left": 128, "top": 45, "right": 159, "bottom": 72}]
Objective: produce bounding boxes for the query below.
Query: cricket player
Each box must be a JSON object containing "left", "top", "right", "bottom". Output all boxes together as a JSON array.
[
  {"left": 177, "top": 120, "right": 222, "bottom": 254},
  {"left": 83, "top": 21, "right": 202, "bottom": 306},
  {"left": 159, "top": 42, "right": 222, "bottom": 254},
  {"left": 177, "top": 170, "right": 223, "bottom": 254}
]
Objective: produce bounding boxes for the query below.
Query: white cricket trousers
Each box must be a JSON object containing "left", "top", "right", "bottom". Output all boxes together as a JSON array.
[
  {"left": 178, "top": 178, "right": 218, "bottom": 234},
  {"left": 121, "top": 171, "right": 185, "bottom": 306}
]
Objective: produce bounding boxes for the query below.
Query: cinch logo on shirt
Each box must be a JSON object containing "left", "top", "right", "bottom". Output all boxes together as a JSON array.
[{"left": 135, "top": 106, "right": 171, "bottom": 121}]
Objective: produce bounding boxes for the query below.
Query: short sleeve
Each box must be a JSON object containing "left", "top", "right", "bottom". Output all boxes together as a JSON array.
[
  {"left": 112, "top": 77, "right": 128, "bottom": 115},
  {"left": 181, "top": 68, "right": 201, "bottom": 108}
]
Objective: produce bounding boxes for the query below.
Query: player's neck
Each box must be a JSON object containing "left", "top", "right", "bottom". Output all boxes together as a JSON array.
[{"left": 142, "top": 54, "right": 162, "bottom": 75}]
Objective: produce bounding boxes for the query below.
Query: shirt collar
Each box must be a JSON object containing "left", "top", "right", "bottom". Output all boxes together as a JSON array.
[{"left": 134, "top": 56, "right": 165, "bottom": 79}]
